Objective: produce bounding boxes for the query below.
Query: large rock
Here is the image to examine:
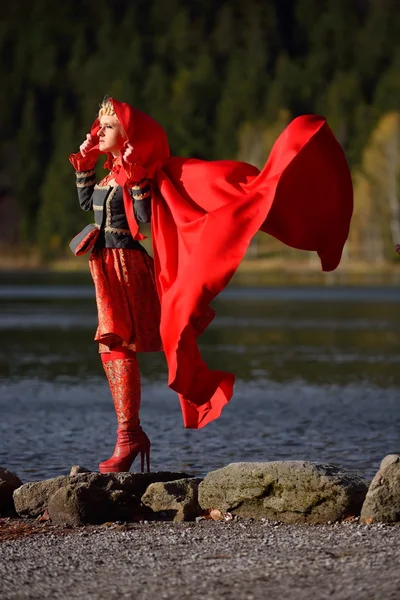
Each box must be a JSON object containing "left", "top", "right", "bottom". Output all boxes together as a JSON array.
[
  {"left": 48, "top": 483, "right": 140, "bottom": 526},
  {"left": 0, "top": 468, "right": 23, "bottom": 516},
  {"left": 361, "top": 454, "right": 400, "bottom": 523},
  {"left": 13, "top": 471, "right": 189, "bottom": 523},
  {"left": 142, "top": 478, "right": 202, "bottom": 522},
  {"left": 101, "top": 471, "right": 190, "bottom": 498},
  {"left": 198, "top": 462, "right": 368, "bottom": 524},
  {"left": 13, "top": 476, "right": 69, "bottom": 517}
]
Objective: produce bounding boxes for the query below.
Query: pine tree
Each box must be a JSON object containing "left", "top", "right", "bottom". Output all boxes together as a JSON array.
[
  {"left": 320, "top": 71, "right": 362, "bottom": 150},
  {"left": 214, "top": 51, "right": 248, "bottom": 158},
  {"left": 374, "top": 50, "right": 400, "bottom": 114},
  {"left": 37, "top": 104, "right": 86, "bottom": 260},
  {"left": 142, "top": 63, "right": 170, "bottom": 128},
  {"left": 264, "top": 54, "right": 304, "bottom": 120},
  {"left": 349, "top": 112, "right": 400, "bottom": 262},
  {"left": 15, "top": 92, "right": 44, "bottom": 242},
  {"left": 212, "top": 3, "right": 236, "bottom": 62},
  {"left": 356, "top": 0, "right": 400, "bottom": 100}
]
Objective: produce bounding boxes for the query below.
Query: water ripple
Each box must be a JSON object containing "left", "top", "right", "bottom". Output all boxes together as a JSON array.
[{"left": 0, "top": 378, "right": 399, "bottom": 482}]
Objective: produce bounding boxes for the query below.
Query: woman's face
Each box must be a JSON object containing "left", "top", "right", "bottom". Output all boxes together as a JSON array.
[{"left": 98, "top": 115, "right": 126, "bottom": 155}]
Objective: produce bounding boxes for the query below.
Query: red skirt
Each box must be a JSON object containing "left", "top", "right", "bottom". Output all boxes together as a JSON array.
[{"left": 89, "top": 248, "right": 163, "bottom": 353}]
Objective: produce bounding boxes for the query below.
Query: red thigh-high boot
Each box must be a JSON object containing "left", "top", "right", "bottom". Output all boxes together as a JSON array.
[{"left": 99, "top": 348, "right": 150, "bottom": 473}]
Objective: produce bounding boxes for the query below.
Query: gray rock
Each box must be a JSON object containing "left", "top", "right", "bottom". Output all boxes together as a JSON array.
[
  {"left": 47, "top": 483, "right": 140, "bottom": 526},
  {"left": 198, "top": 462, "right": 368, "bottom": 524},
  {"left": 13, "top": 476, "right": 69, "bottom": 517},
  {"left": 69, "top": 465, "right": 91, "bottom": 476},
  {"left": 361, "top": 454, "right": 400, "bottom": 523},
  {"left": 47, "top": 484, "right": 110, "bottom": 526},
  {"left": 99, "top": 471, "right": 191, "bottom": 498},
  {"left": 107, "top": 489, "right": 142, "bottom": 522},
  {"left": 13, "top": 471, "right": 190, "bottom": 523},
  {"left": 142, "top": 478, "right": 203, "bottom": 522},
  {"left": 0, "top": 468, "right": 23, "bottom": 516}
]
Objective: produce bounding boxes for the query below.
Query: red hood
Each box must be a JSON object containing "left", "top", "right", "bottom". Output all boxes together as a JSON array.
[
  {"left": 84, "top": 99, "right": 171, "bottom": 242},
  {"left": 91, "top": 98, "right": 170, "bottom": 178}
]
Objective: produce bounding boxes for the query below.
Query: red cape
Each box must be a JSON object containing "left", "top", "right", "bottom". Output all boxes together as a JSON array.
[
  {"left": 152, "top": 115, "right": 353, "bottom": 428},
  {"left": 72, "top": 100, "right": 353, "bottom": 429}
]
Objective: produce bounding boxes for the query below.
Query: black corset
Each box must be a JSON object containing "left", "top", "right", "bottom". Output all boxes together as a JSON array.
[{"left": 92, "top": 185, "right": 146, "bottom": 251}]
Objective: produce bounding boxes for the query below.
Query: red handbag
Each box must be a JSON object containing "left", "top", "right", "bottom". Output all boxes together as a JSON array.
[{"left": 69, "top": 224, "right": 100, "bottom": 256}]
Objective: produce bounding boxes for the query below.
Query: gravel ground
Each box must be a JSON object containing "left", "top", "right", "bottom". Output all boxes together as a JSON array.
[{"left": 1, "top": 520, "right": 399, "bottom": 600}]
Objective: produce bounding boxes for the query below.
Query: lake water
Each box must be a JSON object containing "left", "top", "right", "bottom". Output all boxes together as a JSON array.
[{"left": 0, "top": 271, "right": 399, "bottom": 482}]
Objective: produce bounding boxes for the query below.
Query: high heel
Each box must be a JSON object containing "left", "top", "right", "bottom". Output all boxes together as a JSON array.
[
  {"left": 141, "top": 438, "right": 151, "bottom": 473},
  {"left": 99, "top": 427, "right": 151, "bottom": 473},
  {"left": 99, "top": 353, "right": 151, "bottom": 474}
]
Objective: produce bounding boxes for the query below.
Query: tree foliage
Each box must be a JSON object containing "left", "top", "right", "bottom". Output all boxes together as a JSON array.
[{"left": 2, "top": 0, "right": 400, "bottom": 262}]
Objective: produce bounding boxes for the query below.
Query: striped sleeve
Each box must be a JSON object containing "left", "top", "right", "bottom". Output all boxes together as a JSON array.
[
  {"left": 75, "top": 168, "right": 96, "bottom": 211},
  {"left": 130, "top": 179, "right": 152, "bottom": 223}
]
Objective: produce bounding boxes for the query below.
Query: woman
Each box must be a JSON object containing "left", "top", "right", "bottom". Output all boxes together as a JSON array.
[
  {"left": 69, "top": 98, "right": 167, "bottom": 474},
  {"left": 70, "top": 97, "right": 354, "bottom": 472}
]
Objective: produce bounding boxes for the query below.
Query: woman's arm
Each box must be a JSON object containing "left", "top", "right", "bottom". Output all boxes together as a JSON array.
[
  {"left": 69, "top": 135, "right": 99, "bottom": 211},
  {"left": 74, "top": 168, "right": 96, "bottom": 211},
  {"left": 130, "top": 179, "right": 152, "bottom": 223}
]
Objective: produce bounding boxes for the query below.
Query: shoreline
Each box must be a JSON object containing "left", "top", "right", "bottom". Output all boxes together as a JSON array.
[
  {"left": 1, "top": 518, "right": 399, "bottom": 599},
  {"left": 1, "top": 255, "right": 400, "bottom": 286}
]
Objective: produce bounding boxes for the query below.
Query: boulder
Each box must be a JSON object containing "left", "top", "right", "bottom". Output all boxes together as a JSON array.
[
  {"left": 48, "top": 483, "right": 140, "bottom": 526},
  {"left": 198, "top": 462, "right": 368, "bottom": 524},
  {"left": 142, "top": 478, "right": 202, "bottom": 522},
  {"left": 13, "top": 471, "right": 189, "bottom": 523},
  {"left": 0, "top": 468, "right": 23, "bottom": 516},
  {"left": 101, "top": 471, "right": 190, "bottom": 498},
  {"left": 361, "top": 454, "right": 400, "bottom": 523},
  {"left": 13, "top": 476, "right": 69, "bottom": 518}
]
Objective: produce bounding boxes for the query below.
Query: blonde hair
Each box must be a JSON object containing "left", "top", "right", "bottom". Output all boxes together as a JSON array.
[{"left": 98, "top": 96, "right": 116, "bottom": 118}]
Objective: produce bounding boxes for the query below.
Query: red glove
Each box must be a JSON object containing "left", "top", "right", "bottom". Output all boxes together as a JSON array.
[
  {"left": 122, "top": 142, "right": 135, "bottom": 163},
  {"left": 80, "top": 134, "right": 96, "bottom": 157},
  {"left": 121, "top": 142, "right": 146, "bottom": 183},
  {"left": 69, "top": 133, "right": 100, "bottom": 172}
]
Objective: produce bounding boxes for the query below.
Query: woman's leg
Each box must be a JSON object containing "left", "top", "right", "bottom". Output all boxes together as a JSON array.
[{"left": 99, "top": 345, "right": 150, "bottom": 473}]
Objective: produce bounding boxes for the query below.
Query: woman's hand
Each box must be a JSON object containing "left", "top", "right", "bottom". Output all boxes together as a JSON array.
[
  {"left": 70, "top": 132, "right": 99, "bottom": 172},
  {"left": 122, "top": 143, "right": 135, "bottom": 163},
  {"left": 79, "top": 134, "right": 96, "bottom": 157},
  {"left": 121, "top": 143, "right": 147, "bottom": 183}
]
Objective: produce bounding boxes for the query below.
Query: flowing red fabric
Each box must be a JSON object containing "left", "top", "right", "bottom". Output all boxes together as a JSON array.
[
  {"left": 152, "top": 115, "right": 353, "bottom": 428},
  {"left": 73, "top": 100, "right": 353, "bottom": 429}
]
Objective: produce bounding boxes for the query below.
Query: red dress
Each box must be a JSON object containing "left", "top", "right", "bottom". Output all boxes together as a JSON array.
[
  {"left": 69, "top": 163, "right": 163, "bottom": 354},
  {"left": 89, "top": 246, "right": 162, "bottom": 353}
]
